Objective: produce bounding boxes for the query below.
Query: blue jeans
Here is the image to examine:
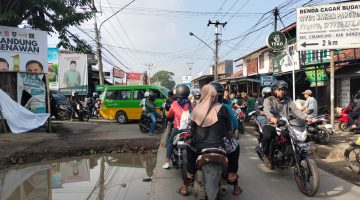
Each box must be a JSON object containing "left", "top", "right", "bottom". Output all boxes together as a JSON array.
[
  {"left": 166, "top": 128, "right": 178, "bottom": 158},
  {"left": 256, "top": 115, "right": 267, "bottom": 128},
  {"left": 148, "top": 112, "right": 160, "bottom": 133}
]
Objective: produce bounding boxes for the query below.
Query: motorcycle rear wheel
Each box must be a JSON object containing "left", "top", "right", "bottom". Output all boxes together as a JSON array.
[
  {"left": 339, "top": 122, "right": 349, "bottom": 132},
  {"left": 344, "top": 145, "right": 360, "bottom": 173},
  {"left": 294, "top": 158, "right": 319, "bottom": 196}
]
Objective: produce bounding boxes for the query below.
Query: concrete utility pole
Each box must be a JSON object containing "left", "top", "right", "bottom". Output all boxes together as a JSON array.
[
  {"left": 330, "top": 50, "right": 335, "bottom": 128},
  {"left": 93, "top": 0, "right": 104, "bottom": 85},
  {"left": 208, "top": 20, "right": 227, "bottom": 81},
  {"left": 274, "top": 7, "right": 279, "bottom": 31},
  {"left": 145, "top": 64, "right": 153, "bottom": 84}
]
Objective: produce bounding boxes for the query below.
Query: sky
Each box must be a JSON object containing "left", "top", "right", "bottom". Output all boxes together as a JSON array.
[{"left": 48, "top": 0, "right": 339, "bottom": 84}]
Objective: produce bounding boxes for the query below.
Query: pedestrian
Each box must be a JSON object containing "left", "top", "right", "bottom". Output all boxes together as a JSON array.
[{"left": 300, "top": 89, "right": 318, "bottom": 118}]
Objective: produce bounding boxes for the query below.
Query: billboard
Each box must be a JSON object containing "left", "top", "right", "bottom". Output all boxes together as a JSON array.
[
  {"left": 58, "top": 53, "right": 88, "bottom": 95},
  {"left": 48, "top": 48, "right": 59, "bottom": 90},
  {"left": 0, "top": 26, "right": 47, "bottom": 73},
  {"left": 17, "top": 73, "right": 47, "bottom": 113}
]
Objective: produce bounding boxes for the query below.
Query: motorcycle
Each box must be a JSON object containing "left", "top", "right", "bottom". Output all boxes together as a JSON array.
[
  {"left": 192, "top": 148, "right": 229, "bottom": 200},
  {"left": 50, "top": 90, "right": 72, "bottom": 120},
  {"left": 171, "top": 129, "right": 191, "bottom": 177},
  {"left": 232, "top": 108, "right": 245, "bottom": 138},
  {"left": 93, "top": 99, "right": 101, "bottom": 118},
  {"left": 255, "top": 117, "right": 319, "bottom": 196},
  {"left": 74, "top": 100, "right": 90, "bottom": 121},
  {"left": 338, "top": 103, "right": 360, "bottom": 132},
  {"left": 344, "top": 137, "right": 360, "bottom": 173},
  {"left": 306, "top": 114, "right": 332, "bottom": 145},
  {"left": 138, "top": 111, "right": 163, "bottom": 133}
]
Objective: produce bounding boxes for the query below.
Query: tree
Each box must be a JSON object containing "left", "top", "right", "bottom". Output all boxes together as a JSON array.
[
  {"left": 0, "top": 0, "right": 93, "bottom": 53},
  {"left": 150, "top": 70, "right": 176, "bottom": 90}
]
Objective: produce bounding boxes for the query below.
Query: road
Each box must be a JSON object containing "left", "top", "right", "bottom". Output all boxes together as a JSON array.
[{"left": 150, "top": 132, "right": 360, "bottom": 200}]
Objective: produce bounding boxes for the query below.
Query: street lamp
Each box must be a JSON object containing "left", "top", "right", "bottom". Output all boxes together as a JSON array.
[
  {"left": 94, "top": 0, "right": 136, "bottom": 85},
  {"left": 189, "top": 32, "right": 218, "bottom": 81}
]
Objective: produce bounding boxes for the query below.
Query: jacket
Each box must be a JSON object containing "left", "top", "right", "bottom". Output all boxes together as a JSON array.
[{"left": 263, "top": 96, "right": 306, "bottom": 120}]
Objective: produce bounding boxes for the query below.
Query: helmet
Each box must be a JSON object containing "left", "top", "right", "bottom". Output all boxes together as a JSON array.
[
  {"left": 176, "top": 84, "right": 190, "bottom": 98},
  {"left": 193, "top": 90, "right": 201, "bottom": 96},
  {"left": 262, "top": 87, "right": 272, "bottom": 97},
  {"left": 231, "top": 98, "right": 238, "bottom": 105},
  {"left": 93, "top": 92, "right": 99, "bottom": 97},
  {"left": 210, "top": 81, "right": 224, "bottom": 95},
  {"left": 271, "top": 80, "right": 288, "bottom": 91},
  {"left": 72, "top": 91, "right": 78, "bottom": 96},
  {"left": 355, "top": 90, "right": 360, "bottom": 99},
  {"left": 144, "top": 91, "right": 150, "bottom": 97}
]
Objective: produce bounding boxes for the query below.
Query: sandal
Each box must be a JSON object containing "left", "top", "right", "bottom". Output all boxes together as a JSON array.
[{"left": 178, "top": 185, "right": 189, "bottom": 196}]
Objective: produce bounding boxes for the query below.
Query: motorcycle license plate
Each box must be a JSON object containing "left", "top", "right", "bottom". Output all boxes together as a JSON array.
[{"left": 324, "top": 124, "right": 332, "bottom": 129}]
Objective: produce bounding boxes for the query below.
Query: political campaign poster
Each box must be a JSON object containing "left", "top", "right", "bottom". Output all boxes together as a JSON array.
[
  {"left": 17, "top": 73, "right": 47, "bottom": 113},
  {"left": 0, "top": 25, "right": 47, "bottom": 73},
  {"left": 48, "top": 48, "right": 59, "bottom": 90},
  {"left": 58, "top": 53, "right": 88, "bottom": 95}
]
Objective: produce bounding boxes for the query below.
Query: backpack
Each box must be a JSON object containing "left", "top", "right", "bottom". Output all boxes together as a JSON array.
[{"left": 179, "top": 102, "right": 192, "bottom": 130}]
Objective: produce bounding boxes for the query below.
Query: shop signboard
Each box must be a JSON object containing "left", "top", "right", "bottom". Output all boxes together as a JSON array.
[
  {"left": 260, "top": 75, "right": 275, "bottom": 86},
  {"left": 48, "top": 48, "right": 59, "bottom": 90},
  {"left": 58, "top": 53, "right": 88, "bottom": 95},
  {"left": 0, "top": 25, "right": 48, "bottom": 73},
  {"left": 272, "top": 50, "right": 300, "bottom": 73},
  {"left": 304, "top": 66, "right": 328, "bottom": 87},
  {"left": 297, "top": 1, "right": 360, "bottom": 51},
  {"left": 267, "top": 31, "right": 287, "bottom": 50}
]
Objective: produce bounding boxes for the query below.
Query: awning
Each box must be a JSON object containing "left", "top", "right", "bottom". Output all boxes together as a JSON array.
[{"left": 229, "top": 78, "right": 260, "bottom": 83}]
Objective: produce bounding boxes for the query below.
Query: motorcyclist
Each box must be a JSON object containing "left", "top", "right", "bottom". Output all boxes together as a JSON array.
[
  {"left": 145, "top": 92, "right": 161, "bottom": 136},
  {"left": 140, "top": 91, "right": 149, "bottom": 113},
  {"left": 178, "top": 84, "right": 241, "bottom": 196},
  {"left": 69, "top": 91, "right": 81, "bottom": 121},
  {"left": 349, "top": 90, "right": 360, "bottom": 129},
  {"left": 255, "top": 87, "right": 272, "bottom": 128},
  {"left": 162, "top": 84, "right": 193, "bottom": 169},
  {"left": 262, "top": 80, "right": 307, "bottom": 169}
]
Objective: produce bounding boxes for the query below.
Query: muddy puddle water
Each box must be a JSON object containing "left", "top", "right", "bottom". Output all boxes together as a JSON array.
[{"left": 0, "top": 153, "right": 156, "bottom": 200}]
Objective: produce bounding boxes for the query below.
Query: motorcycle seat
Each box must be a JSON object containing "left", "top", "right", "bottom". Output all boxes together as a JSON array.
[{"left": 201, "top": 148, "right": 227, "bottom": 155}]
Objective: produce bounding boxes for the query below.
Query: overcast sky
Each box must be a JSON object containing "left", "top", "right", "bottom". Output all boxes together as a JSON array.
[{"left": 48, "top": 0, "right": 337, "bottom": 83}]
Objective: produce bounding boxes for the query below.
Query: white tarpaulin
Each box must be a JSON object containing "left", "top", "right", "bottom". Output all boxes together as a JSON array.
[{"left": 0, "top": 89, "right": 49, "bottom": 133}]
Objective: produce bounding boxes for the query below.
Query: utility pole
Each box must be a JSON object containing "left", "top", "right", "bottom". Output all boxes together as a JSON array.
[
  {"left": 145, "top": 64, "right": 153, "bottom": 84},
  {"left": 208, "top": 20, "right": 227, "bottom": 81},
  {"left": 274, "top": 7, "right": 279, "bottom": 31},
  {"left": 93, "top": 0, "right": 104, "bottom": 85}
]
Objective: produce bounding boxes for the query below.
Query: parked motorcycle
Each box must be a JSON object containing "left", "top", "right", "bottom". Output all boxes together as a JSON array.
[
  {"left": 50, "top": 90, "right": 72, "bottom": 120},
  {"left": 138, "top": 112, "right": 163, "bottom": 133},
  {"left": 192, "top": 148, "right": 229, "bottom": 200},
  {"left": 255, "top": 117, "right": 319, "bottom": 196},
  {"left": 306, "top": 114, "right": 332, "bottom": 145},
  {"left": 344, "top": 137, "right": 360, "bottom": 173}
]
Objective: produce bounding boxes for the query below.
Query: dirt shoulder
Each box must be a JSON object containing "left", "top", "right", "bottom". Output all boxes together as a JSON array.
[
  {"left": 245, "top": 125, "right": 360, "bottom": 186},
  {"left": 0, "top": 121, "right": 160, "bottom": 170}
]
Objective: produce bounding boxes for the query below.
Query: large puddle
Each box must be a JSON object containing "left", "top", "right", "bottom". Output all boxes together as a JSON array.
[{"left": 0, "top": 153, "right": 157, "bottom": 200}]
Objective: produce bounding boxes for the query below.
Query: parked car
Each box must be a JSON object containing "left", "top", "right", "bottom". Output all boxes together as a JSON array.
[{"left": 50, "top": 90, "right": 72, "bottom": 120}]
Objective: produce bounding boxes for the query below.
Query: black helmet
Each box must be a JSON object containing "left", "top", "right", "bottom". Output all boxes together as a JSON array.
[
  {"left": 93, "top": 92, "right": 99, "bottom": 97},
  {"left": 72, "top": 91, "right": 78, "bottom": 96},
  {"left": 210, "top": 81, "right": 224, "bottom": 95},
  {"left": 355, "top": 90, "right": 360, "bottom": 99},
  {"left": 176, "top": 84, "right": 190, "bottom": 98},
  {"left": 271, "top": 80, "right": 288, "bottom": 91}
]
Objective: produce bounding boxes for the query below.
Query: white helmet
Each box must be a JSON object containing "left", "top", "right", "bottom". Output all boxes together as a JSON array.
[
  {"left": 144, "top": 91, "right": 150, "bottom": 97},
  {"left": 262, "top": 87, "right": 272, "bottom": 96}
]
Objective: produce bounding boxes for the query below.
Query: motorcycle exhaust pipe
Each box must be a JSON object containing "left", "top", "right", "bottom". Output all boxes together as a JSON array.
[{"left": 255, "top": 145, "right": 264, "bottom": 161}]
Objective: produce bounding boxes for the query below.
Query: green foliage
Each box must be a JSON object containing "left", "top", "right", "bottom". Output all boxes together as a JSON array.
[
  {"left": 0, "top": 0, "right": 93, "bottom": 53},
  {"left": 150, "top": 70, "right": 176, "bottom": 90}
]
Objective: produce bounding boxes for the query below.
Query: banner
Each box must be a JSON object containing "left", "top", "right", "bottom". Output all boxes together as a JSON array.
[
  {"left": 113, "top": 68, "right": 125, "bottom": 78},
  {"left": 48, "top": 48, "right": 59, "bottom": 90},
  {"left": 127, "top": 73, "right": 141, "bottom": 80},
  {"left": 58, "top": 53, "right": 88, "bottom": 95},
  {"left": 17, "top": 73, "right": 46, "bottom": 113},
  {"left": 304, "top": 66, "right": 328, "bottom": 87},
  {"left": 0, "top": 26, "right": 47, "bottom": 73}
]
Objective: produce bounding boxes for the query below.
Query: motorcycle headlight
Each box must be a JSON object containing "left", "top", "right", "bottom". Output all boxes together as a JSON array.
[{"left": 291, "top": 126, "right": 307, "bottom": 142}]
